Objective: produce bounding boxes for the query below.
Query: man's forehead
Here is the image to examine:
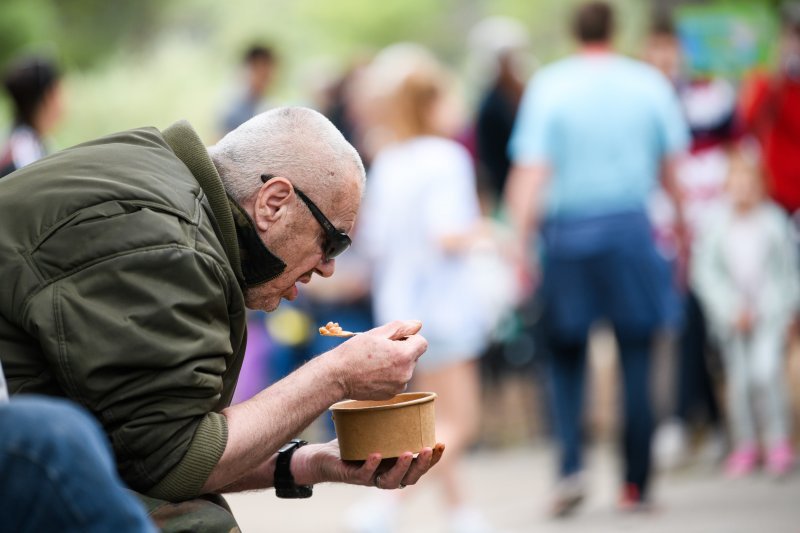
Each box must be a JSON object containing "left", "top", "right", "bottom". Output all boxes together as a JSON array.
[
  {"left": 326, "top": 173, "right": 362, "bottom": 210},
  {"left": 333, "top": 188, "right": 361, "bottom": 232}
]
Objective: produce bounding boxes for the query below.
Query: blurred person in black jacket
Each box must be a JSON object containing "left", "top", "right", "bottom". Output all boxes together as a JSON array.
[{"left": 470, "top": 17, "right": 531, "bottom": 207}]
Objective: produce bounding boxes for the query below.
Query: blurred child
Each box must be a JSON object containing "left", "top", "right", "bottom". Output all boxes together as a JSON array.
[
  {"left": 692, "top": 145, "right": 799, "bottom": 477},
  {"left": 1, "top": 55, "right": 63, "bottom": 178}
]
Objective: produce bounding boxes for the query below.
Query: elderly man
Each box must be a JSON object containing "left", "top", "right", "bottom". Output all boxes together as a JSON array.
[{"left": 0, "top": 107, "right": 442, "bottom": 530}]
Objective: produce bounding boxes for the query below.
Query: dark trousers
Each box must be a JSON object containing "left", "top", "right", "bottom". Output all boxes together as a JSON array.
[
  {"left": 676, "top": 291, "right": 721, "bottom": 426},
  {"left": 547, "top": 332, "right": 653, "bottom": 495},
  {"left": 540, "top": 211, "right": 663, "bottom": 499}
]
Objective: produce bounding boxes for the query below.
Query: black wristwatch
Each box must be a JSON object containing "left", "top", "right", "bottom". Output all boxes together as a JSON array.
[{"left": 275, "top": 439, "right": 313, "bottom": 498}]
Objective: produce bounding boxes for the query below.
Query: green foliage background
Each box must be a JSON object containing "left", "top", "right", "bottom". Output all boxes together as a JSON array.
[{"left": 0, "top": 0, "right": 660, "bottom": 147}]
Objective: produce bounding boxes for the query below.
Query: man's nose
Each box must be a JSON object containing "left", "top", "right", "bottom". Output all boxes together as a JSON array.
[{"left": 316, "top": 257, "right": 336, "bottom": 278}]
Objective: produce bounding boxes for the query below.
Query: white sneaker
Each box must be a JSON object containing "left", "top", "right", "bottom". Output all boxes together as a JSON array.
[
  {"left": 448, "top": 506, "right": 495, "bottom": 533},
  {"left": 653, "top": 419, "right": 688, "bottom": 471},
  {"left": 550, "top": 473, "right": 585, "bottom": 518},
  {"left": 345, "top": 494, "right": 398, "bottom": 533}
]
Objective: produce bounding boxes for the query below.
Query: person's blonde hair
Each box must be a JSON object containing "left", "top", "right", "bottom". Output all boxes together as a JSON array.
[{"left": 361, "top": 44, "right": 458, "bottom": 143}]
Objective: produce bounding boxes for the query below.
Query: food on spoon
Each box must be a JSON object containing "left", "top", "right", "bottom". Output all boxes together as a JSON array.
[{"left": 319, "top": 321, "right": 344, "bottom": 336}]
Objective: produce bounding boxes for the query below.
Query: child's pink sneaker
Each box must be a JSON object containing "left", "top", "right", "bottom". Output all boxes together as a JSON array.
[
  {"left": 725, "top": 446, "right": 759, "bottom": 478},
  {"left": 766, "top": 441, "right": 794, "bottom": 477}
]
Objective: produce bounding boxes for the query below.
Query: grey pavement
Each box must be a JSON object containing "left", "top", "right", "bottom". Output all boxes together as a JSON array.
[{"left": 226, "top": 444, "right": 800, "bottom": 533}]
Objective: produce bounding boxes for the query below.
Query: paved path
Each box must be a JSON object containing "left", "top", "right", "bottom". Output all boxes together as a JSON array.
[{"left": 227, "top": 444, "right": 800, "bottom": 532}]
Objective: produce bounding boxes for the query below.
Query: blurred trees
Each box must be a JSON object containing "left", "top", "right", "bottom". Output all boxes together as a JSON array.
[
  {"left": 2, "top": 0, "right": 789, "bottom": 78},
  {"left": 0, "top": 0, "right": 165, "bottom": 69},
  {"left": 0, "top": 0, "right": 54, "bottom": 68},
  {"left": 0, "top": 0, "right": 774, "bottom": 147},
  {"left": 0, "top": 0, "right": 659, "bottom": 147}
]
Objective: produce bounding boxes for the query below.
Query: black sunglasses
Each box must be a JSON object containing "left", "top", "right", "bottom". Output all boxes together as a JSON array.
[{"left": 261, "top": 174, "right": 352, "bottom": 261}]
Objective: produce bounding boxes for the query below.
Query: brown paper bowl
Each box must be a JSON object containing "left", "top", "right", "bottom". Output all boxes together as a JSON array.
[{"left": 330, "top": 392, "right": 437, "bottom": 461}]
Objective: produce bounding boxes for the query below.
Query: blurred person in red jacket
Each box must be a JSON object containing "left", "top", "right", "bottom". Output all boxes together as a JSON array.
[{"left": 739, "top": 15, "right": 800, "bottom": 214}]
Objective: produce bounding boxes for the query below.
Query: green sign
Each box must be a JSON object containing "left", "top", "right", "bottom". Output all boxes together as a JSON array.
[{"left": 676, "top": 1, "right": 779, "bottom": 79}]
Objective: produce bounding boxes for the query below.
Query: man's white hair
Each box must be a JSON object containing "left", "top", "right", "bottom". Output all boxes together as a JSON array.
[{"left": 208, "top": 106, "right": 365, "bottom": 205}]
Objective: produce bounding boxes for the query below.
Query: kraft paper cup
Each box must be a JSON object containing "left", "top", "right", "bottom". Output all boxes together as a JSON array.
[{"left": 330, "top": 392, "right": 437, "bottom": 461}]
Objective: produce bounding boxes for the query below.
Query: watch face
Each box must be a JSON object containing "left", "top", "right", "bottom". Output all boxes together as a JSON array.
[
  {"left": 279, "top": 439, "right": 306, "bottom": 454},
  {"left": 278, "top": 442, "right": 296, "bottom": 454}
]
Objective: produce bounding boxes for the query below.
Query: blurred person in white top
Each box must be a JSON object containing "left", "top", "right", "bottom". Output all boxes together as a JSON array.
[{"left": 350, "top": 43, "right": 498, "bottom": 533}]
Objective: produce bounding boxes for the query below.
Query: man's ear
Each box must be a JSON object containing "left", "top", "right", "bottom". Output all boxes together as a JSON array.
[{"left": 253, "top": 176, "right": 293, "bottom": 231}]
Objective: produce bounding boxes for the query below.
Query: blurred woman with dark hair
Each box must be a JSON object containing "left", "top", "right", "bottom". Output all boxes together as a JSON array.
[{"left": 1, "top": 55, "right": 63, "bottom": 178}]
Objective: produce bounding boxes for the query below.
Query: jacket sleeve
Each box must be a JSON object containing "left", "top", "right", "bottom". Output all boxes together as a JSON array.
[
  {"left": 25, "top": 244, "right": 239, "bottom": 501},
  {"left": 759, "top": 208, "right": 800, "bottom": 326},
  {"left": 691, "top": 217, "right": 738, "bottom": 336}
]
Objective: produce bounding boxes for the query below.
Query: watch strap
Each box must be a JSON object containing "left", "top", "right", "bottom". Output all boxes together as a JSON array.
[{"left": 275, "top": 438, "right": 313, "bottom": 498}]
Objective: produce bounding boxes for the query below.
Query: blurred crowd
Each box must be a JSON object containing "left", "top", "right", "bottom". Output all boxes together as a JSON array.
[{"left": 3, "top": 0, "right": 800, "bottom": 531}]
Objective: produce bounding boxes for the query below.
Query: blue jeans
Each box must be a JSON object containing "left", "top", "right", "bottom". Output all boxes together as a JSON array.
[
  {"left": 0, "top": 396, "right": 155, "bottom": 532},
  {"left": 546, "top": 333, "right": 654, "bottom": 496},
  {"left": 540, "top": 211, "right": 662, "bottom": 498}
]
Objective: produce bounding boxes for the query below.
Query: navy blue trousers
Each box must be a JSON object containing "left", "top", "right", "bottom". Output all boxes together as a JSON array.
[
  {"left": 540, "top": 211, "right": 665, "bottom": 499},
  {"left": 0, "top": 396, "right": 155, "bottom": 532}
]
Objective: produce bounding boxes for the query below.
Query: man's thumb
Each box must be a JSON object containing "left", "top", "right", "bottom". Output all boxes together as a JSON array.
[{"left": 375, "top": 319, "right": 423, "bottom": 340}]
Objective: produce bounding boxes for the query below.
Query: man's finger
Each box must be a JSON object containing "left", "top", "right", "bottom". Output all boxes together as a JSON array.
[
  {"left": 358, "top": 453, "right": 382, "bottom": 483},
  {"left": 397, "top": 447, "right": 434, "bottom": 487},
  {"left": 378, "top": 452, "right": 414, "bottom": 488},
  {"left": 403, "top": 334, "right": 428, "bottom": 361},
  {"left": 401, "top": 443, "right": 445, "bottom": 486},
  {"left": 373, "top": 320, "right": 423, "bottom": 340},
  {"left": 429, "top": 442, "right": 445, "bottom": 468}
]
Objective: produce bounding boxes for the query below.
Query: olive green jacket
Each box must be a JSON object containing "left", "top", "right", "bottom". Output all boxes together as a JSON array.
[{"left": 0, "top": 121, "right": 279, "bottom": 501}]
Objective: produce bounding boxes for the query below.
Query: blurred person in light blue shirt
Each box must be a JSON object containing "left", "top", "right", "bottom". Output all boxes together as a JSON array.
[
  {"left": 505, "top": 0, "right": 689, "bottom": 517},
  {"left": 509, "top": 42, "right": 688, "bottom": 218}
]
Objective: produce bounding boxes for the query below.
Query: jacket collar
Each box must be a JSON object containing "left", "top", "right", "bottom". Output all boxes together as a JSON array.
[
  {"left": 161, "top": 120, "right": 285, "bottom": 288},
  {"left": 227, "top": 198, "right": 286, "bottom": 287}
]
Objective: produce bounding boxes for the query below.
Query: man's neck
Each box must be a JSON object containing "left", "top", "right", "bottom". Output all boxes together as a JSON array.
[{"left": 579, "top": 42, "right": 613, "bottom": 55}]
